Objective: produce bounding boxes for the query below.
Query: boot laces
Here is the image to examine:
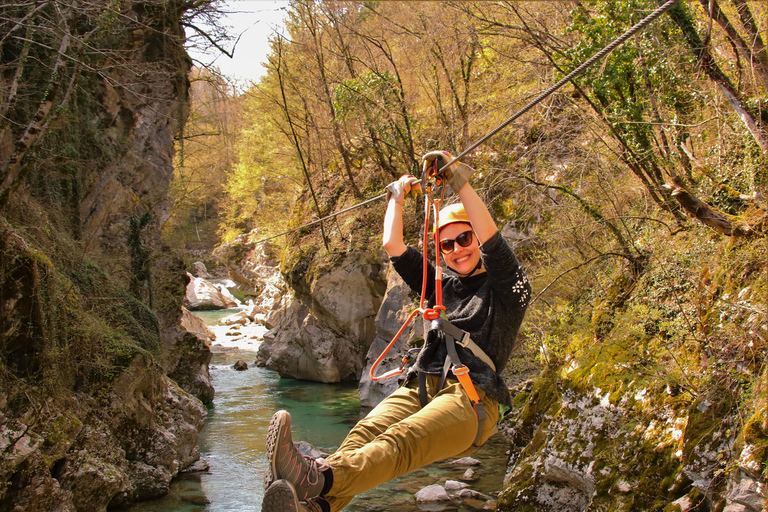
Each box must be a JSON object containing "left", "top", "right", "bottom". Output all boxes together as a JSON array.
[{"left": 303, "top": 456, "right": 329, "bottom": 486}]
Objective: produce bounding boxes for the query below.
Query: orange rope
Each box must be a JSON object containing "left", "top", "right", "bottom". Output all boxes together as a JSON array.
[{"left": 369, "top": 163, "right": 446, "bottom": 381}]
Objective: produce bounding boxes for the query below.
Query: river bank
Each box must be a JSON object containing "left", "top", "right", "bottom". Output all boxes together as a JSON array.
[{"left": 124, "top": 309, "right": 510, "bottom": 511}]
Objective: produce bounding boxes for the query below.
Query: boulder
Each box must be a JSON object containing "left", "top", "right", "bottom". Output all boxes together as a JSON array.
[
  {"left": 451, "top": 457, "right": 482, "bottom": 466},
  {"left": 233, "top": 360, "right": 248, "bottom": 371},
  {"left": 105, "top": 355, "right": 206, "bottom": 507},
  {"left": 167, "top": 324, "right": 214, "bottom": 404},
  {"left": 184, "top": 273, "right": 238, "bottom": 310},
  {"left": 179, "top": 307, "right": 215, "bottom": 343},
  {"left": 415, "top": 484, "right": 452, "bottom": 503},
  {"left": 445, "top": 480, "right": 469, "bottom": 491}
]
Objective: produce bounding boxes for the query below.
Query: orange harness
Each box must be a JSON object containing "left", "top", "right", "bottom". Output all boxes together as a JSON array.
[{"left": 369, "top": 158, "right": 488, "bottom": 447}]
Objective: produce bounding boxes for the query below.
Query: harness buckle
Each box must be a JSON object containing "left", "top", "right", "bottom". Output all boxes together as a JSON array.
[
  {"left": 452, "top": 365, "right": 470, "bottom": 377},
  {"left": 456, "top": 332, "right": 471, "bottom": 348}
]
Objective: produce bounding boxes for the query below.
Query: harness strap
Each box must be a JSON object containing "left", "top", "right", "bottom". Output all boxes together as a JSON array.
[
  {"left": 443, "top": 328, "right": 486, "bottom": 447},
  {"left": 417, "top": 318, "right": 488, "bottom": 447},
  {"left": 418, "top": 371, "right": 429, "bottom": 408},
  {"left": 436, "top": 319, "right": 496, "bottom": 372}
]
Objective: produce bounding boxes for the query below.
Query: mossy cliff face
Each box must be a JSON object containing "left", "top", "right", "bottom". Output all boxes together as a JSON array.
[
  {"left": 500, "top": 367, "right": 766, "bottom": 511},
  {"left": 0, "top": 0, "right": 210, "bottom": 509},
  {"left": 498, "top": 236, "right": 767, "bottom": 512}
]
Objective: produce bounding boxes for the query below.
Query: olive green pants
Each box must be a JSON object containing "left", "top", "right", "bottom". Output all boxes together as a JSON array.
[{"left": 322, "top": 375, "right": 499, "bottom": 511}]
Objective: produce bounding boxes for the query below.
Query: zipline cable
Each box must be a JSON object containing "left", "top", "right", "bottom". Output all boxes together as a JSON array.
[
  {"left": 251, "top": 0, "right": 680, "bottom": 245},
  {"left": 438, "top": 0, "right": 680, "bottom": 172},
  {"left": 251, "top": 192, "right": 386, "bottom": 245}
]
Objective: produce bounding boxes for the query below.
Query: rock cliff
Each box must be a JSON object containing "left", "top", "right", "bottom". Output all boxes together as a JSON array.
[
  {"left": 0, "top": 0, "right": 211, "bottom": 509},
  {"left": 255, "top": 250, "right": 388, "bottom": 383},
  {"left": 359, "top": 267, "right": 425, "bottom": 407}
]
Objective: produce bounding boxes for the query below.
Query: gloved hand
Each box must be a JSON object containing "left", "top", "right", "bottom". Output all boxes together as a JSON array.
[
  {"left": 421, "top": 150, "right": 475, "bottom": 194},
  {"left": 385, "top": 174, "right": 421, "bottom": 204}
]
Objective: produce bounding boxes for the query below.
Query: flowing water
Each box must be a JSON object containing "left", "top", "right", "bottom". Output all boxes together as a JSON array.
[{"left": 125, "top": 311, "right": 510, "bottom": 512}]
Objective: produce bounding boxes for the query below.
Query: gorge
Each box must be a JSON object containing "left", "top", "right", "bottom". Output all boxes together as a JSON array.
[{"left": 1, "top": 1, "right": 766, "bottom": 511}]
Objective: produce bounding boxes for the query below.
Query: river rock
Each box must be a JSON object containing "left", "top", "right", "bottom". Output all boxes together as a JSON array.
[
  {"left": 445, "top": 480, "right": 469, "bottom": 491},
  {"left": 233, "top": 360, "right": 248, "bottom": 371},
  {"left": 184, "top": 459, "right": 210, "bottom": 472},
  {"left": 359, "top": 266, "right": 425, "bottom": 407},
  {"left": 219, "top": 311, "right": 249, "bottom": 326},
  {"left": 256, "top": 251, "right": 387, "bottom": 383},
  {"left": 457, "top": 488, "right": 493, "bottom": 500},
  {"left": 451, "top": 457, "right": 481, "bottom": 466},
  {"left": 415, "top": 484, "right": 452, "bottom": 502},
  {"left": 184, "top": 273, "right": 238, "bottom": 310}
]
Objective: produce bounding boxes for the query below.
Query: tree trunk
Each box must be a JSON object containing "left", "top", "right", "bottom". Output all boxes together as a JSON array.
[
  {"left": 665, "top": 177, "right": 749, "bottom": 236},
  {"left": 729, "top": 0, "right": 768, "bottom": 90},
  {"left": 0, "top": 32, "right": 71, "bottom": 207},
  {"left": 668, "top": 2, "right": 768, "bottom": 152},
  {"left": 274, "top": 37, "right": 330, "bottom": 251},
  {"left": 699, "top": 0, "right": 768, "bottom": 91},
  {"left": 301, "top": 2, "right": 362, "bottom": 198}
]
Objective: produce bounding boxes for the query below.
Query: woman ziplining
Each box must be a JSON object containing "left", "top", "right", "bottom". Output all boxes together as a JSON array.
[
  {"left": 260, "top": 151, "right": 531, "bottom": 511},
  {"left": 253, "top": 3, "right": 683, "bottom": 509}
]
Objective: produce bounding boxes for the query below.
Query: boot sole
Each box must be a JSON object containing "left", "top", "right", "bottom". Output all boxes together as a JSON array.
[
  {"left": 264, "top": 410, "right": 291, "bottom": 490},
  {"left": 262, "top": 479, "right": 300, "bottom": 511}
]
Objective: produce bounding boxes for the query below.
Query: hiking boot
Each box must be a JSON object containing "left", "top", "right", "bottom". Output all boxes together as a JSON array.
[
  {"left": 265, "top": 410, "right": 328, "bottom": 500},
  {"left": 262, "top": 480, "right": 326, "bottom": 512}
]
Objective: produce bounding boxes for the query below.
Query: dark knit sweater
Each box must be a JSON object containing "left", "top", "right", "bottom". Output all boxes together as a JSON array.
[{"left": 390, "top": 230, "right": 531, "bottom": 406}]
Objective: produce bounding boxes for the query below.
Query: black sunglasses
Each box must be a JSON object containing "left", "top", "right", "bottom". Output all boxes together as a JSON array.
[{"left": 439, "top": 230, "right": 474, "bottom": 254}]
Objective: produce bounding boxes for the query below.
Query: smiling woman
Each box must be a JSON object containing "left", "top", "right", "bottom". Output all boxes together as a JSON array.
[{"left": 258, "top": 151, "right": 532, "bottom": 511}]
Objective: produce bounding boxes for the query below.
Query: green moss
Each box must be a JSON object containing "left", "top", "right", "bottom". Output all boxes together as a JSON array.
[
  {"left": 24, "top": 247, "right": 53, "bottom": 269},
  {"left": 742, "top": 401, "right": 768, "bottom": 475}
]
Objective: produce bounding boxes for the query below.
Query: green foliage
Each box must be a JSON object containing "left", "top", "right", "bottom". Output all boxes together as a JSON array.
[
  {"left": 217, "top": 91, "right": 302, "bottom": 243},
  {"left": 334, "top": 71, "right": 411, "bottom": 161}
]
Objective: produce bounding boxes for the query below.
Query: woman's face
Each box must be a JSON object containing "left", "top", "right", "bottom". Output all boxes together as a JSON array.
[{"left": 439, "top": 222, "right": 481, "bottom": 275}]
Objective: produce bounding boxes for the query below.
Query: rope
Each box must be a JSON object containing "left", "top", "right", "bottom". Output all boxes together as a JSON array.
[{"left": 251, "top": 0, "right": 680, "bottom": 245}]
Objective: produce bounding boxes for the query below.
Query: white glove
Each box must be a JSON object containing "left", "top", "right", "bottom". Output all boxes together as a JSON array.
[{"left": 385, "top": 175, "right": 421, "bottom": 204}]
